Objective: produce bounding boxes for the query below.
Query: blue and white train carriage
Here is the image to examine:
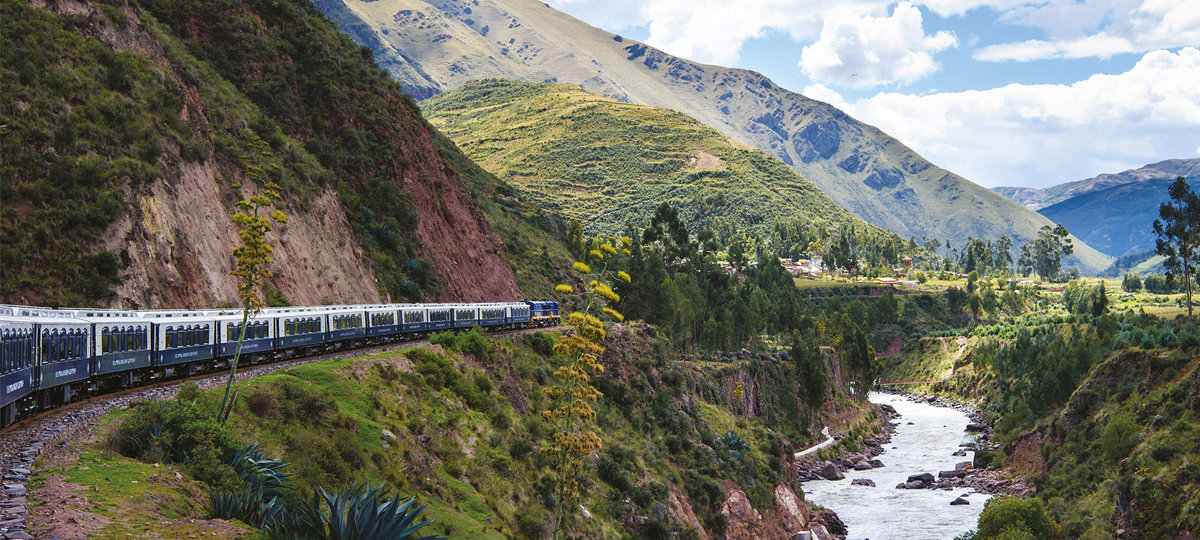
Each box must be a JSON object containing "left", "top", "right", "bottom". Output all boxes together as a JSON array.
[
  {"left": 0, "top": 315, "right": 36, "bottom": 426},
  {"left": 140, "top": 310, "right": 217, "bottom": 377}
]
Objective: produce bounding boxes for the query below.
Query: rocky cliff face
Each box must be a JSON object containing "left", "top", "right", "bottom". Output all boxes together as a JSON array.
[{"left": 14, "top": 0, "right": 520, "bottom": 308}]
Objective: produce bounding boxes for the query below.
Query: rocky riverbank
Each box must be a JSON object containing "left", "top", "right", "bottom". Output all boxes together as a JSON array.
[
  {"left": 797, "top": 390, "right": 1034, "bottom": 502},
  {"left": 795, "top": 401, "right": 899, "bottom": 483}
]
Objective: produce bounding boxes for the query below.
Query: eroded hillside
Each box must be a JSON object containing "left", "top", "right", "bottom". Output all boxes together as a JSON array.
[{"left": 1, "top": 0, "right": 520, "bottom": 307}]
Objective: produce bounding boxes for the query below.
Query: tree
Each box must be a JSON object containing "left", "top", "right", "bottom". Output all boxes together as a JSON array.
[
  {"left": 1153, "top": 176, "right": 1200, "bottom": 321},
  {"left": 1092, "top": 281, "right": 1108, "bottom": 317},
  {"left": 1121, "top": 272, "right": 1142, "bottom": 293},
  {"left": 790, "top": 330, "right": 826, "bottom": 408},
  {"left": 218, "top": 136, "right": 287, "bottom": 424},
  {"left": 995, "top": 235, "right": 1014, "bottom": 273},
  {"left": 1018, "top": 225, "right": 1074, "bottom": 281}
]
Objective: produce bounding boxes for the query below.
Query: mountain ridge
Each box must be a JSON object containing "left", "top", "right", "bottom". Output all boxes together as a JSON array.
[
  {"left": 993, "top": 159, "right": 1200, "bottom": 210},
  {"left": 311, "top": 0, "right": 1114, "bottom": 274}
]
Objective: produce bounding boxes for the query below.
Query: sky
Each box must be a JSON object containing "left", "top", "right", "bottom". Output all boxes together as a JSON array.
[{"left": 545, "top": 0, "right": 1200, "bottom": 189}]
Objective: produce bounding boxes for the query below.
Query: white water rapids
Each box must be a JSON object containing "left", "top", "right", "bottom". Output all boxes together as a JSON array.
[{"left": 802, "top": 392, "right": 989, "bottom": 540}]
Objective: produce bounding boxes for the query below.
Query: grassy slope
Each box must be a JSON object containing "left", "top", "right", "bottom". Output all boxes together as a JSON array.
[
  {"left": 422, "top": 80, "right": 863, "bottom": 236},
  {"left": 311, "top": 0, "right": 1113, "bottom": 274}
]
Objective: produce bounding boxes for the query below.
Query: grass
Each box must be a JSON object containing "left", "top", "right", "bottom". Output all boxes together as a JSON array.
[{"left": 423, "top": 80, "right": 864, "bottom": 238}]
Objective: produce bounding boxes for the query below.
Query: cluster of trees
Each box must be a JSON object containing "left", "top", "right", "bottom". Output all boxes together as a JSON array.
[
  {"left": 560, "top": 204, "right": 892, "bottom": 398},
  {"left": 1122, "top": 272, "right": 1189, "bottom": 294},
  {"left": 951, "top": 236, "right": 1015, "bottom": 275},
  {"left": 1017, "top": 225, "right": 1074, "bottom": 281},
  {"left": 771, "top": 220, "right": 918, "bottom": 275}
]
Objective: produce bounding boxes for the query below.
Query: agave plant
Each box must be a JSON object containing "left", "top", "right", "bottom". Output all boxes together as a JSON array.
[
  {"left": 229, "top": 443, "right": 294, "bottom": 500},
  {"left": 210, "top": 443, "right": 296, "bottom": 531},
  {"left": 289, "top": 481, "right": 446, "bottom": 540}
]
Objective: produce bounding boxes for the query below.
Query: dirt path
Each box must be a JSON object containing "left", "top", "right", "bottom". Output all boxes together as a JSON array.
[{"left": 793, "top": 426, "right": 834, "bottom": 458}]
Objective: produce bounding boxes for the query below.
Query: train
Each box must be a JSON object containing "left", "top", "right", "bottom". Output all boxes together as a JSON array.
[{"left": 0, "top": 299, "right": 560, "bottom": 427}]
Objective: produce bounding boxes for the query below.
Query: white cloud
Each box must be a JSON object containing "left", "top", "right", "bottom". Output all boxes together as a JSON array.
[
  {"left": 817, "top": 48, "right": 1200, "bottom": 187},
  {"left": 803, "top": 83, "right": 857, "bottom": 112},
  {"left": 976, "top": 0, "right": 1200, "bottom": 61},
  {"left": 799, "top": 2, "right": 957, "bottom": 88}
]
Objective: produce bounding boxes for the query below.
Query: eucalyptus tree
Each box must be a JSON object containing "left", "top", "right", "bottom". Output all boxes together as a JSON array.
[{"left": 1153, "top": 176, "right": 1200, "bottom": 321}]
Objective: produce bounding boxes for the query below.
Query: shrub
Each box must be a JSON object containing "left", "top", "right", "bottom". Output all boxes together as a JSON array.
[
  {"left": 959, "top": 495, "right": 1063, "bottom": 540},
  {"left": 525, "top": 331, "right": 557, "bottom": 356},
  {"left": 1101, "top": 412, "right": 1140, "bottom": 463},
  {"left": 429, "top": 331, "right": 461, "bottom": 351}
]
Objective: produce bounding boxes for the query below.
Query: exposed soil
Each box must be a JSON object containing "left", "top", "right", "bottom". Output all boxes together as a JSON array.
[{"left": 27, "top": 427, "right": 253, "bottom": 540}]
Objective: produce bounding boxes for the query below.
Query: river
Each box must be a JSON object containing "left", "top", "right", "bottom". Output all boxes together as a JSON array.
[{"left": 803, "top": 392, "right": 989, "bottom": 540}]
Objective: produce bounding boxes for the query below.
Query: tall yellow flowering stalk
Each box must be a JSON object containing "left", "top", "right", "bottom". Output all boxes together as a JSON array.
[
  {"left": 544, "top": 235, "right": 631, "bottom": 540},
  {"left": 218, "top": 136, "right": 287, "bottom": 424}
]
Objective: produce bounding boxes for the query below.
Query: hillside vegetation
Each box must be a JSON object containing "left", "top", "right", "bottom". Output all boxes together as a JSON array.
[
  {"left": 880, "top": 282, "right": 1200, "bottom": 540},
  {"left": 312, "top": 0, "right": 1113, "bottom": 274},
  {"left": 423, "top": 80, "right": 863, "bottom": 236},
  {"left": 1, "top": 0, "right": 520, "bottom": 307}
]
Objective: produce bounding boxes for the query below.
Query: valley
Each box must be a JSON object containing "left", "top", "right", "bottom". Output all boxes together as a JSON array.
[{"left": 3, "top": 0, "right": 1198, "bottom": 539}]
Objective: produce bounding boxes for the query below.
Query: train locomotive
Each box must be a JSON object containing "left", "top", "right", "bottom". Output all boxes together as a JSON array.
[{"left": 0, "top": 299, "right": 560, "bottom": 427}]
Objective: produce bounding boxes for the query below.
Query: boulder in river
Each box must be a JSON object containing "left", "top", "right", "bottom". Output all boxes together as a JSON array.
[
  {"left": 965, "top": 423, "right": 988, "bottom": 432},
  {"left": 956, "top": 461, "right": 973, "bottom": 470},
  {"left": 869, "top": 459, "right": 885, "bottom": 468},
  {"left": 854, "top": 461, "right": 874, "bottom": 471},
  {"left": 952, "top": 449, "right": 967, "bottom": 456},
  {"left": 851, "top": 479, "right": 876, "bottom": 487},
  {"left": 905, "top": 480, "right": 927, "bottom": 489},
  {"left": 907, "top": 473, "right": 935, "bottom": 483},
  {"left": 939, "top": 470, "right": 967, "bottom": 479},
  {"left": 951, "top": 496, "right": 970, "bottom": 505},
  {"left": 819, "top": 463, "right": 845, "bottom": 481}
]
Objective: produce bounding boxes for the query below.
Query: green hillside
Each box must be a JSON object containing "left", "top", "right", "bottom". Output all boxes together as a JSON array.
[
  {"left": 2, "top": 0, "right": 528, "bottom": 307},
  {"left": 423, "top": 80, "right": 864, "bottom": 236},
  {"left": 311, "top": 0, "right": 1114, "bottom": 274}
]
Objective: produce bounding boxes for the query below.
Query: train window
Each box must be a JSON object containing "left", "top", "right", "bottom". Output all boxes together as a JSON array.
[
  {"left": 101, "top": 327, "right": 110, "bottom": 354},
  {"left": 117, "top": 327, "right": 125, "bottom": 352},
  {"left": 2, "top": 330, "right": 9, "bottom": 372},
  {"left": 202, "top": 324, "right": 209, "bottom": 344},
  {"left": 456, "top": 309, "right": 474, "bottom": 321},
  {"left": 137, "top": 327, "right": 146, "bottom": 350}
]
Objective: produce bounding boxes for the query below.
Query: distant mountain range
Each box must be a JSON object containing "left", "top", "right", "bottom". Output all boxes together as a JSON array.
[
  {"left": 993, "top": 159, "right": 1200, "bottom": 257},
  {"left": 311, "top": 0, "right": 1113, "bottom": 274}
]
